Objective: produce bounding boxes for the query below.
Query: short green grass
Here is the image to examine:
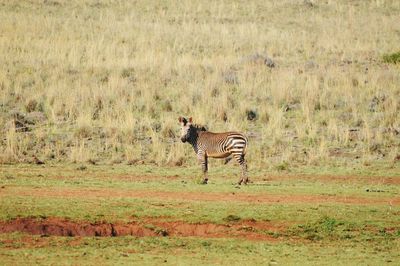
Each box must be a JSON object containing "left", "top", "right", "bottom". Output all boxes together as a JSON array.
[
  {"left": 0, "top": 164, "right": 399, "bottom": 265},
  {"left": 2, "top": 194, "right": 398, "bottom": 228},
  {"left": 0, "top": 232, "right": 398, "bottom": 266},
  {"left": 0, "top": 234, "right": 399, "bottom": 265}
]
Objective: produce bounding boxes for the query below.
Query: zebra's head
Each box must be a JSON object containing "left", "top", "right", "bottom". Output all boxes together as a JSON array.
[{"left": 178, "top": 116, "right": 193, "bottom": 143}]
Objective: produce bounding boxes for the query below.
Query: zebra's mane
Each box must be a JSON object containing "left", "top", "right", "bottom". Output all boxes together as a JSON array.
[{"left": 191, "top": 123, "right": 208, "bottom": 132}]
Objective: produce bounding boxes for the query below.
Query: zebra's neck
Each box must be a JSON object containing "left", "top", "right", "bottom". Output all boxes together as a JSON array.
[{"left": 187, "top": 130, "right": 199, "bottom": 152}]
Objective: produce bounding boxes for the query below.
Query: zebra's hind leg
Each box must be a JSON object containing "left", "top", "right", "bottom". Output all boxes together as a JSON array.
[
  {"left": 198, "top": 153, "right": 208, "bottom": 184},
  {"left": 242, "top": 159, "right": 249, "bottom": 184},
  {"left": 234, "top": 154, "right": 248, "bottom": 185}
]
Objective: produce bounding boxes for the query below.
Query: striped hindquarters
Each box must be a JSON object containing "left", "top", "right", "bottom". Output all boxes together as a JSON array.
[{"left": 224, "top": 132, "right": 248, "bottom": 156}]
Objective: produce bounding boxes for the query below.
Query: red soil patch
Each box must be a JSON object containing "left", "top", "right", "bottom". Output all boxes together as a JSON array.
[
  {"left": 3, "top": 187, "right": 399, "bottom": 206},
  {"left": 112, "top": 175, "right": 181, "bottom": 181},
  {"left": 52, "top": 173, "right": 400, "bottom": 185},
  {"left": 0, "top": 217, "right": 284, "bottom": 241}
]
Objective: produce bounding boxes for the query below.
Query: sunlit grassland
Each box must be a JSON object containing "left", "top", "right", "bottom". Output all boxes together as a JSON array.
[
  {"left": 0, "top": 1, "right": 399, "bottom": 264},
  {"left": 0, "top": 0, "right": 399, "bottom": 171}
]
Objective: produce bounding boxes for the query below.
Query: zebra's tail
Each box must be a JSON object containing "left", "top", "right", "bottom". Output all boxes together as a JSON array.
[{"left": 242, "top": 135, "right": 248, "bottom": 155}]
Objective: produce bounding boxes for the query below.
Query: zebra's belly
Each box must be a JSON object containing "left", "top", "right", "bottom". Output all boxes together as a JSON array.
[{"left": 206, "top": 151, "right": 231, "bottom": 158}]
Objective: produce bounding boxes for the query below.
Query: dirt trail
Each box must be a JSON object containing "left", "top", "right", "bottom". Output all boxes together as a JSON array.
[
  {"left": 258, "top": 175, "right": 400, "bottom": 185},
  {"left": 2, "top": 187, "right": 399, "bottom": 205},
  {"left": 0, "top": 217, "right": 285, "bottom": 241},
  {"left": 77, "top": 174, "right": 400, "bottom": 185}
]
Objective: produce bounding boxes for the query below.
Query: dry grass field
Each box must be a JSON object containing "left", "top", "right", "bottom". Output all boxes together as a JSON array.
[
  {"left": 0, "top": 1, "right": 400, "bottom": 265},
  {"left": 0, "top": 0, "right": 399, "bottom": 172}
]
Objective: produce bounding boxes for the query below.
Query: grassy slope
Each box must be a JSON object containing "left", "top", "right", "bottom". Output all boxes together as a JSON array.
[{"left": 0, "top": 0, "right": 399, "bottom": 169}]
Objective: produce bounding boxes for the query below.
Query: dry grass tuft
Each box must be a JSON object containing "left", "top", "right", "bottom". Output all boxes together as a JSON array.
[{"left": 0, "top": 0, "right": 399, "bottom": 170}]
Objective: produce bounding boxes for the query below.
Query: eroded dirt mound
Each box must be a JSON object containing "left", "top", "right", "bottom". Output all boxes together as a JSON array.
[
  {"left": 0, "top": 217, "right": 284, "bottom": 241},
  {"left": 0, "top": 217, "right": 143, "bottom": 237}
]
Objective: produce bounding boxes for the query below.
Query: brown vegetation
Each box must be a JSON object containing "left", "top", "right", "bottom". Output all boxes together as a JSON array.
[{"left": 0, "top": 0, "right": 399, "bottom": 170}]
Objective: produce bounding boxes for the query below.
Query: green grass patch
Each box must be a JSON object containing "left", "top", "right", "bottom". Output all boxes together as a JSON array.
[
  {"left": 0, "top": 164, "right": 399, "bottom": 265},
  {"left": 383, "top": 51, "right": 400, "bottom": 64},
  {"left": 289, "top": 216, "right": 400, "bottom": 242},
  {"left": 0, "top": 233, "right": 399, "bottom": 266},
  {"left": 1, "top": 164, "right": 398, "bottom": 198}
]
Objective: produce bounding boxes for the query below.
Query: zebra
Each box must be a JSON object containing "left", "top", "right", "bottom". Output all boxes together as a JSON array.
[{"left": 178, "top": 116, "right": 249, "bottom": 185}]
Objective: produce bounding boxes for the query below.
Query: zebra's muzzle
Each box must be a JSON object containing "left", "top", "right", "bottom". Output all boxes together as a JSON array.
[{"left": 180, "top": 137, "right": 187, "bottom": 143}]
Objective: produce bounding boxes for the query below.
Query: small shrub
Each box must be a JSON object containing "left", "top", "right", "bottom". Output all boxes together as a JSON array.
[
  {"left": 320, "top": 216, "right": 338, "bottom": 233},
  {"left": 223, "top": 214, "right": 241, "bottom": 222},
  {"left": 246, "top": 109, "right": 257, "bottom": 121},
  {"left": 275, "top": 161, "right": 289, "bottom": 171},
  {"left": 383, "top": 51, "right": 400, "bottom": 64}
]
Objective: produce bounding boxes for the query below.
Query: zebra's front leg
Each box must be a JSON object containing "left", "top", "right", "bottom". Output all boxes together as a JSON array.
[{"left": 198, "top": 153, "right": 208, "bottom": 184}]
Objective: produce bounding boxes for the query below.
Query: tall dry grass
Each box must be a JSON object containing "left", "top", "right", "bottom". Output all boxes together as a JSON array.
[{"left": 0, "top": 0, "right": 399, "bottom": 171}]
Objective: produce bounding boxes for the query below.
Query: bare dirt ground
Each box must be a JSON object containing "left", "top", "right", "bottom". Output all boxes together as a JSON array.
[
  {"left": 1, "top": 187, "right": 398, "bottom": 206},
  {"left": 257, "top": 175, "right": 400, "bottom": 185},
  {"left": 0, "top": 217, "right": 285, "bottom": 241}
]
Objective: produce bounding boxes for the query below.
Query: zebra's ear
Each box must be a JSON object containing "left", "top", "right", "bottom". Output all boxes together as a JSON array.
[
  {"left": 180, "top": 117, "right": 187, "bottom": 124},
  {"left": 188, "top": 117, "right": 193, "bottom": 123},
  {"left": 179, "top": 116, "right": 187, "bottom": 124}
]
